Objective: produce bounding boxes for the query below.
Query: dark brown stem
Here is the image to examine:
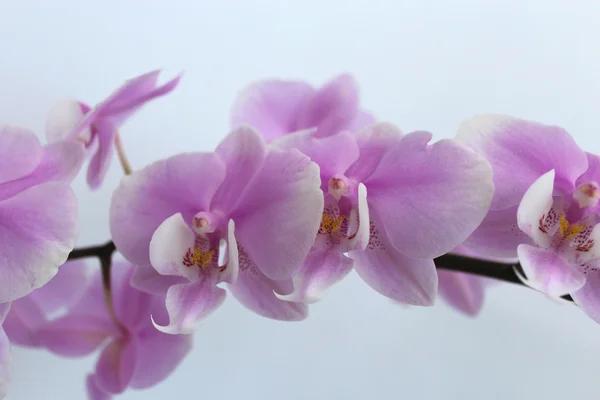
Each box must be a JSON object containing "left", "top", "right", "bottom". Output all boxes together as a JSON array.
[{"left": 67, "top": 241, "right": 573, "bottom": 302}]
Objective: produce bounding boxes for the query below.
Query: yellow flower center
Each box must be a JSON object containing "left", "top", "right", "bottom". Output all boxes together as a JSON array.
[
  {"left": 559, "top": 214, "right": 586, "bottom": 240},
  {"left": 190, "top": 247, "right": 215, "bottom": 267},
  {"left": 320, "top": 213, "right": 346, "bottom": 234}
]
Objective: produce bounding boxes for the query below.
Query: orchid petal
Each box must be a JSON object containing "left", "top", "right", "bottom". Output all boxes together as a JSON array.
[
  {"left": 211, "top": 126, "right": 266, "bottom": 213},
  {"left": 437, "top": 270, "right": 486, "bottom": 317},
  {"left": 277, "top": 249, "right": 353, "bottom": 304},
  {"left": 230, "top": 79, "right": 315, "bottom": 141},
  {"left": 572, "top": 268, "right": 600, "bottom": 324},
  {"left": 130, "top": 265, "right": 186, "bottom": 297},
  {"left": 462, "top": 206, "right": 533, "bottom": 258},
  {"left": 94, "top": 339, "right": 137, "bottom": 395},
  {"left": 349, "top": 216, "right": 438, "bottom": 305},
  {"left": 229, "top": 248, "right": 308, "bottom": 320},
  {"left": 37, "top": 315, "right": 116, "bottom": 357},
  {"left": 111, "top": 152, "right": 226, "bottom": 266},
  {"left": 347, "top": 183, "right": 370, "bottom": 251},
  {"left": 456, "top": 115, "right": 588, "bottom": 209},
  {"left": 516, "top": 170, "right": 555, "bottom": 247},
  {"left": 152, "top": 282, "right": 226, "bottom": 335},
  {"left": 45, "top": 99, "right": 88, "bottom": 144},
  {"left": 4, "top": 295, "right": 45, "bottom": 347},
  {"left": 86, "top": 374, "right": 112, "bottom": 400},
  {"left": 517, "top": 244, "right": 586, "bottom": 297},
  {"left": 296, "top": 74, "right": 360, "bottom": 138},
  {"left": 346, "top": 122, "right": 404, "bottom": 182},
  {"left": 364, "top": 131, "right": 493, "bottom": 259},
  {"left": 271, "top": 130, "right": 360, "bottom": 185},
  {"left": 230, "top": 147, "right": 323, "bottom": 280},
  {"left": 0, "top": 183, "right": 78, "bottom": 302},
  {"left": 86, "top": 121, "right": 116, "bottom": 189},
  {"left": 130, "top": 325, "right": 192, "bottom": 389},
  {"left": 0, "top": 126, "right": 43, "bottom": 183},
  {"left": 0, "top": 303, "right": 10, "bottom": 399}
]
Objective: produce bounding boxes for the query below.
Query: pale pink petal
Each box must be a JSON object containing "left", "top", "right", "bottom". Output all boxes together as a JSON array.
[
  {"left": 296, "top": 74, "right": 360, "bottom": 138},
  {"left": 516, "top": 170, "right": 555, "bottom": 247},
  {"left": 517, "top": 244, "right": 586, "bottom": 297},
  {"left": 149, "top": 213, "right": 198, "bottom": 281},
  {"left": 572, "top": 268, "right": 600, "bottom": 324},
  {"left": 0, "top": 126, "right": 43, "bottom": 183},
  {"left": 271, "top": 130, "right": 360, "bottom": 185},
  {"left": 462, "top": 206, "right": 533, "bottom": 258},
  {"left": 349, "top": 217, "right": 438, "bottom": 305},
  {"left": 153, "top": 282, "right": 226, "bottom": 334},
  {"left": 456, "top": 115, "right": 587, "bottom": 209},
  {"left": 130, "top": 264, "right": 186, "bottom": 296},
  {"left": 277, "top": 249, "right": 353, "bottom": 303},
  {"left": 437, "top": 270, "right": 486, "bottom": 317},
  {"left": 229, "top": 248, "right": 308, "bottom": 320},
  {"left": 346, "top": 110, "right": 376, "bottom": 134},
  {"left": 110, "top": 263, "right": 154, "bottom": 332},
  {"left": 130, "top": 326, "right": 192, "bottom": 389},
  {"left": 211, "top": 126, "right": 266, "bottom": 212},
  {"left": 4, "top": 295, "right": 45, "bottom": 347},
  {"left": 86, "top": 374, "right": 112, "bottom": 400},
  {"left": 576, "top": 152, "right": 600, "bottom": 186},
  {"left": 364, "top": 131, "right": 493, "bottom": 259},
  {"left": 110, "top": 152, "right": 226, "bottom": 266},
  {"left": 346, "top": 122, "right": 404, "bottom": 182},
  {"left": 37, "top": 315, "right": 116, "bottom": 357},
  {"left": 230, "top": 80, "right": 315, "bottom": 141},
  {"left": 45, "top": 99, "right": 89, "bottom": 143},
  {"left": 230, "top": 148, "right": 323, "bottom": 280},
  {"left": 221, "top": 219, "right": 239, "bottom": 284},
  {"left": 86, "top": 121, "right": 116, "bottom": 189},
  {"left": 94, "top": 339, "right": 136, "bottom": 395},
  {"left": 0, "top": 183, "right": 78, "bottom": 302}
]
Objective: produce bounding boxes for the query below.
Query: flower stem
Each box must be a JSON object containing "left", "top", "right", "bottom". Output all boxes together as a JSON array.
[
  {"left": 67, "top": 241, "right": 574, "bottom": 303},
  {"left": 114, "top": 133, "right": 132, "bottom": 175}
]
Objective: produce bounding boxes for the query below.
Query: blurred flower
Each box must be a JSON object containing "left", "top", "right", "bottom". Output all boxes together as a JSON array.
[
  {"left": 110, "top": 126, "right": 323, "bottom": 332},
  {"left": 46, "top": 70, "right": 181, "bottom": 188},
  {"left": 231, "top": 74, "right": 374, "bottom": 141},
  {"left": 0, "top": 303, "right": 11, "bottom": 399},
  {"left": 457, "top": 115, "right": 600, "bottom": 323},
  {"left": 0, "top": 126, "right": 84, "bottom": 303},
  {"left": 37, "top": 261, "right": 192, "bottom": 400}
]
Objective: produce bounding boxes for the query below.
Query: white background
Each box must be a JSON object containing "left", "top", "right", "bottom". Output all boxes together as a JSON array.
[{"left": 1, "top": 1, "right": 599, "bottom": 399}]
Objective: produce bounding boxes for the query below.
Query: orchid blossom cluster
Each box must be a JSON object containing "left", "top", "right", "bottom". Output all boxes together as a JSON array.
[{"left": 0, "top": 70, "right": 597, "bottom": 399}]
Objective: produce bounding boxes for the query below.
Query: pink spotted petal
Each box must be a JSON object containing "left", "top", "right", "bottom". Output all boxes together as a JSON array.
[
  {"left": 572, "top": 269, "right": 600, "bottom": 324},
  {"left": 456, "top": 115, "right": 588, "bottom": 209},
  {"left": 130, "top": 265, "right": 187, "bottom": 297},
  {"left": 364, "top": 130, "right": 494, "bottom": 259},
  {"left": 0, "top": 183, "right": 78, "bottom": 303},
  {"left": 349, "top": 217, "right": 438, "bottom": 305},
  {"left": 296, "top": 74, "right": 360, "bottom": 138},
  {"left": 346, "top": 122, "right": 404, "bottom": 182},
  {"left": 229, "top": 249, "right": 308, "bottom": 320},
  {"left": 37, "top": 315, "right": 117, "bottom": 357},
  {"left": 437, "top": 270, "right": 486, "bottom": 317},
  {"left": 130, "top": 325, "right": 192, "bottom": 389},
  {"left": 0, "top": 126, "right": 43, "bottom": 183},
  {"left": 149, "top": 213, "right": 198, "bottom": 281},
  {"left": 0, "top": 303, "right": 11, "bottom": 399},
  {"left": 277, "top": 249, "right": 353, "bottom": 304},
  {"left": 230, "top": 148, "right": 323, "bottom": 280},
  {"left": 271, "top": 129, "right": 360, "bottom": 186},
  {"left": 45, "top": 99, "right": 89, "bottom": 144},
  {"left": 517, "top": 244, "right": 586, "bottom": 297},
  {"left": 94, "top": 339, "right": 137, "bottom": 395},
  {"left": 516, "top": 170, "right": 555, "bottom": 248},
  {"left": 462, "top": 206, "right": 533, "bottom": 258},
  {"left": 153, "top": 282, "right": 226, "bottom": 334},
  {"left": 211, "top": 126, "right": 266, "bottom": 212},
  {"left": 230, "top": 79, "right": 315, "bottom": 141},
  {"left": 111, "top": 152, "right": 226, "bottom": 266},
  {"left": 86, "top": 374, "right": 112, "bottom": 400}
]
